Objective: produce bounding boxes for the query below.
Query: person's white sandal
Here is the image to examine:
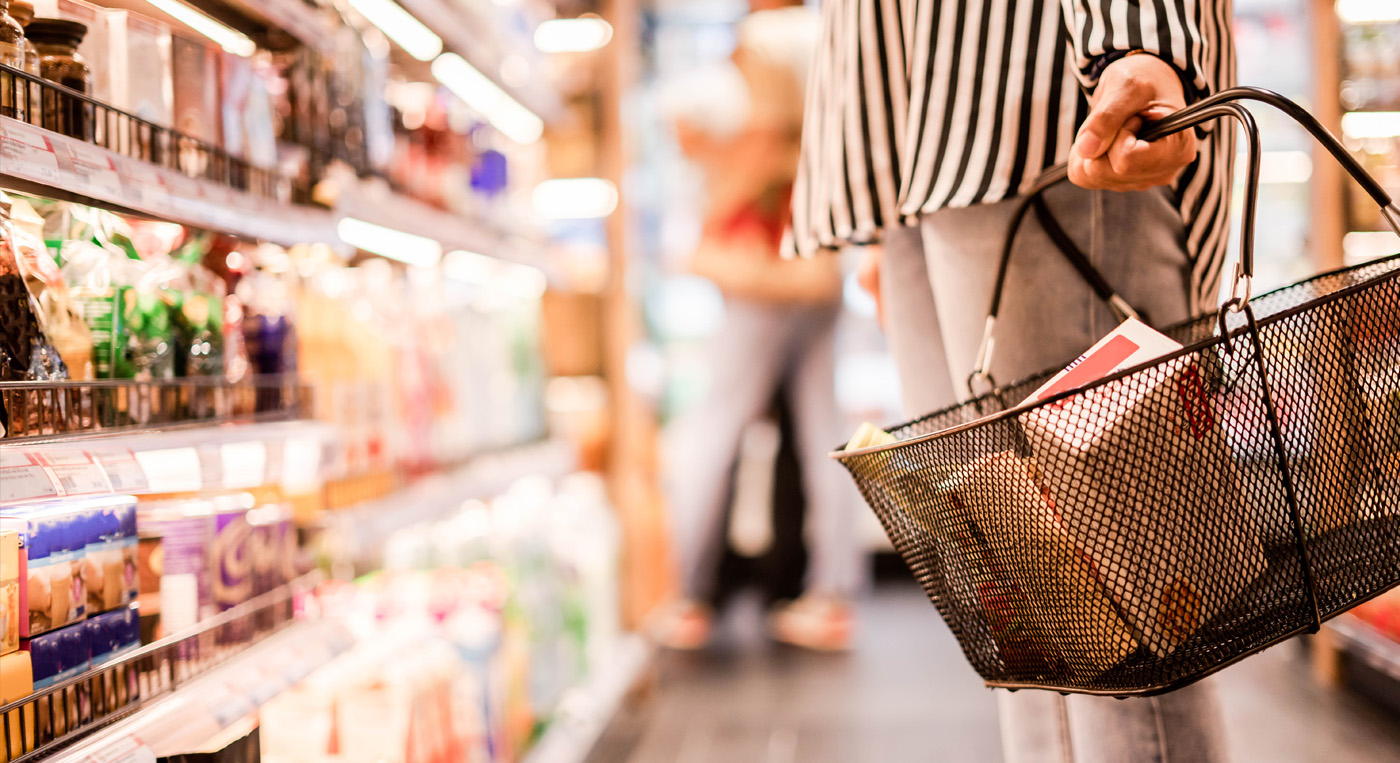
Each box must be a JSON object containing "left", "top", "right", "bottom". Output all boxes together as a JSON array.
[
  {"left": 651, "top": 600, "right": 714, "bottom": 651},
  {"left": 768, "top": 595, "right": 854, "bottom": 651}
]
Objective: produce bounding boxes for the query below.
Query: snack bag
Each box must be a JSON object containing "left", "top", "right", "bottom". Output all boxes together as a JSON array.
[
  {"left": 7, "top": 198, "right": 93, "bottom": 381},
  {"left": 0, "top": 198, "right": 69, "bottom": 436},
  {"left": 1020, "top": 319, "right": 1267, "bottom": 657}
]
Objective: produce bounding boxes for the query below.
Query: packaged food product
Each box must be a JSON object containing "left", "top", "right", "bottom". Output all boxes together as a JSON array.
[
  {"left": 0, "top": 197, "right": 69, "bottom": 436},
  {"left": 7, "top": 197, "right": 93, "bottom": 380},
  {"left": 0, "top": 650, "right": 35, "bottom": 760},
  {"left": 28, "top": 0, "right": 104, "bottom": 97},
  {"left": 83, "top": 496, "right": 136, "bottom": 614},
  {"left": 0, "top": 529, "right": 18, "bottom": 655},
  {"left": 211, "top": 494, "right": 252, "bottom": 642},
  {"left": 1020, "top": 319, "right": 1267, "bottom": 657},
  {"left": 23, "top": 620, "right": 89, "bottom": 740},
  {"left": 0, "top": 501, "right": 98, "bottom": 636},
  {"left": 25, "top": 17, "right": 92, "bottom": 139},
  {"left": 104, "top": 9, "right": 173, "bottom": 148},
  {"left": 61, "top": 241, "right": 175, "bottom": 379},
  {"left": 136, "top": 499, "right": 213, "bottom": 639},
  {"left": 9, "top": 0, "right": 42, "bottom": 125},
  {"left": 171, "top": 33, "right": 221, "bottom": 162},
  {"left": 85, "top": 605, "right": 139, "bottom": 714}
]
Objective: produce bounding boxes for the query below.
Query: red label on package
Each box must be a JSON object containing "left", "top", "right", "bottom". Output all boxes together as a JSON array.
[{"left": 1038, "top": 336, "right": 1142, "bottom": 401}]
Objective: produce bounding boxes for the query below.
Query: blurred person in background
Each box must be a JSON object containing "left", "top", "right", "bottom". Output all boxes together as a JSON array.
[
  {"left": 793, "top": 0, "right": 1237, "bottom": 760},
  {"left": 657, "top": 0, "right": 864, "bottom": 652}
]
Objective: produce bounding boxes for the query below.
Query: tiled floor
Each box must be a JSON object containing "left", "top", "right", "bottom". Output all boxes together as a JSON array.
[{"left": 610, "top": 585, "right": 1400, "bottom": 763}]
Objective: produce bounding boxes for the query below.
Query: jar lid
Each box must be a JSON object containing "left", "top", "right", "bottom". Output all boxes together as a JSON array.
[
  {"left": 10, "top": 0, "right": 34, "bottom": 26},
  {"left": 24, "top": 18, "right": 87, "bottom": 47}
]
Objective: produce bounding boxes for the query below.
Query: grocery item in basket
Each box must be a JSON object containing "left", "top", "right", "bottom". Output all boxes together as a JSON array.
[
  {"left": 83, "top": 497, "right": 137, "bottom": 614},
  {"left": 845, "top": 422, "right": 897, "bottom": 451},
  {"left": 0, "top": 530, "right": 18, "bottom": 655},
  {"left": 930, "top": 451, "right": 1138, "bottom": 678},
  {"left": 1021, "top": 319, "right": 1267, "bottom": 657}
]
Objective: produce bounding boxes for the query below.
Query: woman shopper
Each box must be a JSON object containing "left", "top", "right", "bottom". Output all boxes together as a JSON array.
[
  {"left": 791, "top": 0, "right": 1236, "bottom": 760},
  {"left": 657, "top": 0, "right": 864, "bottom": 652}
]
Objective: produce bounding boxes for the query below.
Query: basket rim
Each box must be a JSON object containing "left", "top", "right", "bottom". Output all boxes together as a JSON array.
[{"left": 833, "top": 251, "right": 1400, "bottom": 460}]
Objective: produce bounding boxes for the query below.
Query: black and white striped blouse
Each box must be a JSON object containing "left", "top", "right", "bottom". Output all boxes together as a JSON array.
[{"left": 790, "top": 0, "right": 1236, "bottom": 313}]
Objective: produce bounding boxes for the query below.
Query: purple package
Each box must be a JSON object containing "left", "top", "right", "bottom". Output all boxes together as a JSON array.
[
  {"left": 137, "top": 500, "right": 214, "bottom": 637},
  {"left": 1, "top": 495, "right": 129, "bottom": 636},
  {"left": 86, "top": 606, "right": 140, "bottom": 714},
  {"left": 25, "top": 621, "right": 91, "bottom": 738},
  {"left": 211, "top": 495, "right": 254, "bottom": 643}
]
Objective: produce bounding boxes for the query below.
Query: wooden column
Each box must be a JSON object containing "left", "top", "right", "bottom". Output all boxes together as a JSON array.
[
  {"left": 599, "top": 0, "right": 673, "bottom": 628},
  {"left": 1311, "top": 0, "right": 1346, "bottom": 272}
]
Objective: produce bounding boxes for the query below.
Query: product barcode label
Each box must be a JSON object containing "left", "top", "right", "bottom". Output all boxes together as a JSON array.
[
  {"left": 62, "top": 141, "right": 125, "bottom": 199},
  {"left": 89, "top": 449, "right": 150, "bottom": 493}
]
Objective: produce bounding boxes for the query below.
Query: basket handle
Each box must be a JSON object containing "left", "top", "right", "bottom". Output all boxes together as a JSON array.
[{"left": 968, "top": 86, "right": 1400, "bottom": 395}]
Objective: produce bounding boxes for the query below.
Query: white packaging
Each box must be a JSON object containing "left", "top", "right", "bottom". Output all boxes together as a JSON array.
[
  {"left": 105, "top": 10, "right": 173, "bottom": 128},
  {"left": 1021, "top": 319, "right": 1267, "bottom": 656}
]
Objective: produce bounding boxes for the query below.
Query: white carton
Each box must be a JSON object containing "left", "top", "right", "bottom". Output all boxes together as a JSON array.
[{"left": 1021, "top": 319, "right": 1267, "bottom": 656}]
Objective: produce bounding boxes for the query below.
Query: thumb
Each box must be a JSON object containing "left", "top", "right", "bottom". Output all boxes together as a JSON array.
[{"left": 1076, "top": 77, "right": 1153, "bottom": 159}]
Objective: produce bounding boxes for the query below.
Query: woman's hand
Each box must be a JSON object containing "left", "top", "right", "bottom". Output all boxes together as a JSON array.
[{"left": 1069, "top": 54, "right": 1198, "bottom": 191}]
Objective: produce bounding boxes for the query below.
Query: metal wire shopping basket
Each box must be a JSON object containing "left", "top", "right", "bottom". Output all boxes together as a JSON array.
[{"left": 834, "top": 88, "right": 1400, "bottom": 696}]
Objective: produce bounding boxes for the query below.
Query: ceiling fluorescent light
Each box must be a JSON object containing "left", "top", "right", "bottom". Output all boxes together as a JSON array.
[
  {"left": 1336, "top": 0, "right": 1400, "bottom": 24},
  {"left": 337, "top": 217, "right": 443, "bottom": 267},
  {"left": 141, "top": 0, "right": 256, "bottom": 56},
  {"left": 532, "top": 178, "right": 618, "bottom": 219},
  {"left": 1341, "top": 111, "right": 1400, "bottom": 140},
  {"left": 534, "top": 18, "right": 614, "bottom": 53},
  {"left": 349, "top": 0, "right": 443, "bottom": 61},
  {"left": 432, "top": 53, "right": 544, "bottom": 144},
  {"left": 443, "top": 250, "right": 548, "bottom": 299}
]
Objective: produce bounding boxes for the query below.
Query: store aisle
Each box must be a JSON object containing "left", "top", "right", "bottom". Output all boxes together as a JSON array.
[{"left": 612, "top": 585, "right": 1400, "bottom": 763}]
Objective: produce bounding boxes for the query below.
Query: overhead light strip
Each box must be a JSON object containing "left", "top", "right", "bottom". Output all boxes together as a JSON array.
[
  {"left": 532, "top": 178, "right": 618, "bottom": 219},
  {"left": 348, "top": 0, "right": 443, "bottom": 61},
  {"left": 1336, "top": 0, "right": 1400, "bottom": 24},
  {"left": 431, "top": 53, "right": 544, "bottom": 144},
  {"left": 534, "top": 18, "right": 614, "bottom": 53},
  {"left": 337, "top": 217, "right": 444, "bottom": 267},
  {"left": 141, "top": 0, "right": 256, "bottom": 56}
]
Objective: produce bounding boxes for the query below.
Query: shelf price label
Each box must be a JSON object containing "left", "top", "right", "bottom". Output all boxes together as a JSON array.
[
  {"left": 88, "top": 448, "right": 151, "bottom": 493},
  {"left": 62, "top": 140, "right": 125, "bottom": 200},
  {"left": 0, "top": 461, "right": 60, "bottom": 502},
  {"left": 221, "top": 441, "right": 268, "bottom": 489},
  {"left": 0, "top": 117, "right": 61, "bottom": 184},
  {"left": 117, "top": 156, "right": 171, "bottom": 210},
  {"left": 81, "top": 735, "right": 156, "bottom": 763},
  {"left": 134, "top": 447, "right": 202, "bottom": 494}
]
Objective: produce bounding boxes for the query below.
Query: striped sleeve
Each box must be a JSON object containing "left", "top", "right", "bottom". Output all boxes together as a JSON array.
[
  {"left": 788, "top": 0, "right": 908, "bottom": 257},
  {"left": 1058, "top": 0, "right": 1224, "bottom": 101}
]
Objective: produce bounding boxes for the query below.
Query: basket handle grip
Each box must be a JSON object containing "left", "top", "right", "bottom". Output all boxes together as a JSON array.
[{"left": 968, "top": 87, "right": 1400, "bottom": 394}]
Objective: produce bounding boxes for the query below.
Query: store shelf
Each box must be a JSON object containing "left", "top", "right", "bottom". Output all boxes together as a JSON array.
[
  {"left": 0, "top": 376, "right": 309, "bottom": 444},
  {"left": 0, "top": 573, "right": 345, "bottom": 762},
  {"left": 524, "top": 635, "right": 654, "bottom": 763},
  {"left": 323, "top": 437, "right": 576, "bottom": 569}
]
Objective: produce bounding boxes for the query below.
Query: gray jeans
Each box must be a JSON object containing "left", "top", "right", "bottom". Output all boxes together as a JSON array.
[
  {"left": 880, "top": 183, "right": 1231, "bottom": 763},
  {"left": 666, "top": 298, "right": 862, "bottom": 600}
]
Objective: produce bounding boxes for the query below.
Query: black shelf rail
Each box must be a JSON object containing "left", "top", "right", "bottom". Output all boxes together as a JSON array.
[
  {"left": 0, "top": 572, "right": 323, "bottom": 763},
  {"left": 0, "top": 63, "right": 284, "bottom": 201},
  {"left": 0, "top": 374, "right": 310, "bottom": 441}
]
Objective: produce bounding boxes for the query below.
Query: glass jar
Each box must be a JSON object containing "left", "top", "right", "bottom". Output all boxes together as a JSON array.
[
  {"left": 24, "top": 18, "right": 91, "bottom": 139},
  {"left": 0, "top": 0, "right": 25, "bottom": 120},
  {"left": 8, "top": 0, "right": 40, "bottom": 125}
]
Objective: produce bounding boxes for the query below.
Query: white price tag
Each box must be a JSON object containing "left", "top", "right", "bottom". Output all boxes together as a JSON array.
[
  {"left": 0, "top": 464, "right": 59, "bottom": 502},
  {"left": 0, "top": 118, "right": 61, "bottom": 184},
  {"left": 134, "top": 447, "right": 202, "bottom": 494},
  {"left": 48, "top": 462, "right": 114, "bottom": 496},
  {"left": 221, "top": 441, "right": 268, "bottom": 489},
  {"left": 117, "top": 157, "right": 170, "bottom": 210},
  {"left": 89, "top": 449, "right": 150, "bottom": 493},
  {"left": 81, "top": 735, "right": 156, "bottom": 763},
  {"left": 281, "top": 437, "right": 323, "bottom": 493},
  {"left": 63, "top": 141, "right": 125, "bottom": 199},
  {"left": 34, "top": 450, "right": 94, "bottom": 467},
  {"left": 196, "top": 443, "right": 224, "bottom": 489}
]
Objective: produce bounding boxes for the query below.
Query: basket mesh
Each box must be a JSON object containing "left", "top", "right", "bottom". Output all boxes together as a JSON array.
[{"left": 840, "top": 255, "right": 1400, "bottom": 695}]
